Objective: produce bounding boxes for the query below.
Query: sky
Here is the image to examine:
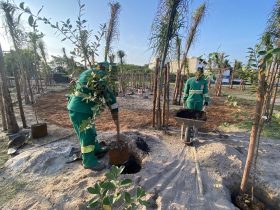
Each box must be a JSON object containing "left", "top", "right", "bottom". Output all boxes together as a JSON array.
[{"left": 0, "top": 0, "right": 276, "bottom": 66}]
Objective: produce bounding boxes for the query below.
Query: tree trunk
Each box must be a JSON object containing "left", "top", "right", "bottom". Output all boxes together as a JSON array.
[
  {"left": 173, "top": 69, "right": 181, "bottom": 105},
  {"left": 240, "top": 70, "right": 266, "bottom": 193},
  {"left": 0, "top": 85, "right": 7, "bottom": 131},
  {"left": 152, "top": 59, "right": 160, "bottom": 128},
  {"left": 26, "top": 72, "right": 34, "bottom": 104},
  {"left": 264, "top": 64, "right": 278, "bottom": 118},
  {"left": 229, "top": 69, "right": 234, "bottom": 89},
  {"left": 162, "top": 66, "right": 167, "bottom": 126},
  {"left": 0, "top": 44, "right": 19, "bottom": 133},
  {"left": 178, "top": 76, "right": 185, "bottom": 106},
  {"left": 14, "top": 69, "right": 27, "bottom": 128},
  {"left": 166, "top": 63, "right": 170, "bottom": 126},
  {"left": 269, "top": 74, "right": 279, "bottom": 120}
]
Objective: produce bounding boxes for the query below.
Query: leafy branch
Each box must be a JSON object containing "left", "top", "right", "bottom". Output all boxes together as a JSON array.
[{"left": 16, "top": 0, "right": 106, "bottom": 69}]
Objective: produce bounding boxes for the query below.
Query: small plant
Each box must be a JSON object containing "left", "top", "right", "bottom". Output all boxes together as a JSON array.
[
  {"left": 87, "top": 166, "right": 149, "bottom": 210},
  {"left": 225, "top": 95, "right": 238, "bottom": 107}
]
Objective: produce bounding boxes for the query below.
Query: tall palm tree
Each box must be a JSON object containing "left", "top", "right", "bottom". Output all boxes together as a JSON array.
[
  {"left": 150, "top": 0, "right": 188, "bottom": 128},
  {"left": 173, "top": 3, "right": 207, "bottom": 104},
  {"left": 0, "top": 44, "right": 19, "bottom": 133},
  {"left": 104, "top": 2, "right": 121, "bottom": 62},
  {"left": 1, "top": 1, "right": 27, "bottom": 128}
]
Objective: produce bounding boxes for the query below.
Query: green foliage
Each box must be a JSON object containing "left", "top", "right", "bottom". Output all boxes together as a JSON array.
[
  {"left": 237, "top": 114, "right": 280, "bottom": 140},
  {"left": 16, "top": 0, "right": 106, "bottom": 68},
  {"left": 87, "top": 166, "right": 149, "bottom": 210},
  {"left": 225, "top": 95, "right": 238, "bottom": 107}
]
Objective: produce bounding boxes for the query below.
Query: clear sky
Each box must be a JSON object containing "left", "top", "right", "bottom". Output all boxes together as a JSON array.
[{"left": 0, "top": 0, "right": 276, "bottom": 66}]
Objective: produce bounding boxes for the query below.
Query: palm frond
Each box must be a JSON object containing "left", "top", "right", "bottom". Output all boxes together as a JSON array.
[
  {"left": 0, "top": 1, "right": 24, "bottom": 48},
  {"left": 184, "top": 2, "right": 206, "bottom": 55},
  {"left": 104, "top": 1, "right": 121, "bottom": 61},
  {"left": 266, "top": 0, "right": 280, "bottom": 44},
  {"left": 149, "top": 0, "right": 188, "bottom": 59}
]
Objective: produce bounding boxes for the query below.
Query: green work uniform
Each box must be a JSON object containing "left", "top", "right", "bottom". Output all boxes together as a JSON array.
[
  {"left": 67, "top": 69, "right": 119, "bottom": 168},
  {"left": 183, "top": 77, "right": 209, "bottom": 111}
]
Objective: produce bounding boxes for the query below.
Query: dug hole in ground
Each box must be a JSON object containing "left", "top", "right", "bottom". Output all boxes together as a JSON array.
[{"left": 0, "top": 87, "right": 279, "bottom": 210}]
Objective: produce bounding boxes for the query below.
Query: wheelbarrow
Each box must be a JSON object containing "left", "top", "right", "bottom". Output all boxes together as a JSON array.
[{"left": 174, "top": 108, "right": 206, "bottom": 145}]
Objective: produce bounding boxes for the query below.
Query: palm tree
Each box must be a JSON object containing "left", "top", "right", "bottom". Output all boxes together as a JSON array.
[
  {"left": 1, "top": 1, "right": 27, "bottom": 128},
  {"left": 117, "top": 50, "right": 125, "bottom": 65},
  {"left": 104, "top": 2, "right": 121, "bottom": 62},
  {"left": 0, "top": 44, "right": 19, "bottom": 133},
  {"left": 150, "top": 0, "right": 188, "bottom": 128},
  {"left": 229, "top": 60, "right": 242, "bottom": 89},
  {"left": 117, "top": 50, "right": 125, "bottom": 94},
  {"left": 173, "top": 3, "right": 207, "bottom": 105}
]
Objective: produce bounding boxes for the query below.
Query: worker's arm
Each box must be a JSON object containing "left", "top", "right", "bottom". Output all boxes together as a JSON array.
[
  {"left": 203, "top": 80, "right": 209, "bottom": 105},
  {"left": 104, "top": 87, "right": 120, "bottom": 137},
  {"left": 183, "top": 79, "right": 190, "bottom": 107}
]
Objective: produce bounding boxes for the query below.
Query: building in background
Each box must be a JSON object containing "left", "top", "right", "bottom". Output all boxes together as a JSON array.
[{"left": 148, "top": 56, "right": 207, "bottom": 74}]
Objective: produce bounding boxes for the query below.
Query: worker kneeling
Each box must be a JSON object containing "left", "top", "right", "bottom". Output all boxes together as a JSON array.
[
  {"left": 67, "top": 62, "right": 119, "bottom": 171},
  {"left": 183, "top": 66, "right": 209, "bottom": 111}
]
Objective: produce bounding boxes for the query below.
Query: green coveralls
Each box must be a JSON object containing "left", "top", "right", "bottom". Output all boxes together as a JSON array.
[
  {"left": 67, "top": 69, "right": 119, "bottom": 168},
  {"left": 183, "top": 77, "right": 209, "bottom": 111}
]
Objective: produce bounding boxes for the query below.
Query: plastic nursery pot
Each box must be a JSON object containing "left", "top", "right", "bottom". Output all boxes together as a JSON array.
[
  {"left": 108, "top": 141, "right": 129, "bottom": 166},
  {"left": 31, "top": 123, "right": 48, "bottom": 139}
]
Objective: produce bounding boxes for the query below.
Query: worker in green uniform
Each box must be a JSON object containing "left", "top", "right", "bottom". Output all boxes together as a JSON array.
[
  {"left": 183, "top": 66, "right": 209, "bottom": 110},
  {"left": 67, "top": 61, "right": 120, "bottom": 171}
]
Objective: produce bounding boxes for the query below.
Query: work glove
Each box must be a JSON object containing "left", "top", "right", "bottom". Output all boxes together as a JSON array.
[{"left": 204, "top": 102, "right": 208, "bottom": 106}]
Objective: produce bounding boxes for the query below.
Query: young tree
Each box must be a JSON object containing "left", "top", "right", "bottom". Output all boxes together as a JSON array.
[
  {"left": 104, "top": 2, "right": 121, "bottom": 62},
  {"left": 173, "top": 3, "right": 206, "bottom": 105},
  {"left": 0, "top": 44, "right": 19, "bottom": 133},
  {"left": 1, "top": 1, "right": 27, "bottom": 127},
  {"left": 150, "top": 0, "right": 188, "bottom": 128}
]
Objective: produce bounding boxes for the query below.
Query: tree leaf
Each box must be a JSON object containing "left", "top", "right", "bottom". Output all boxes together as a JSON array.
[
  {"left": 28, "top": 15, "right": 34, "bottom": 26},
  {"left": 87, "top": 197, "right": 99, "bottom": 208},
  {"left": 19, "top": 2, "right": 25, "bottom": 9},
  {"left": 271, "top": 48, "right": 280, "bottom": 55},
  {"left": 136, "top": 187, "right": 146, "bottom": 198},
  {"left": 257, "top": 50, "right": 266, "bottom": 55},
  {"left": 87, "top": 186, "right": 100, "bottom": 194},
  {"left": 37, "top": 6, "right": 43, "bottom": 16},
  {"left": 120, "top": 179, "right": 132, "bottom": 187},
  {"left": 17, "top": 12, "right": 24, "bottom": 23},
  {"left": 25, "top": 7, "right": 31, "bottom": 13},
  {"left": 61, "top": 37, "right": 67, "bottom": 42},
  {"left": 102, "top": 196, "right": 111, "bottom": 205},
  {"left": 139, "top": 199, "right": 150, "bottom": 206},
  {"left": 124, "top": 192, "right": 131, "bottom": 203},
  {"left": 100, "top": 182, "right": 116, "bottom": 190}
]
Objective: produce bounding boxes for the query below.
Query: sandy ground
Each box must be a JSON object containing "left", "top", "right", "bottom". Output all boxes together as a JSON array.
[{"left": 0, "top": 86, "right": 280, "bottom": 210}]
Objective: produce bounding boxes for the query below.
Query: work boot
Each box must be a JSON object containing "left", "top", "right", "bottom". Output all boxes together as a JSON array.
[{"left": 85, "top": 162, "right": 107, "bottom": 171}]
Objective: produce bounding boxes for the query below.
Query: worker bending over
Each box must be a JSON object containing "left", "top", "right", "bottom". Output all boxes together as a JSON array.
[{"left": 67, "top": 62, "right": 119, "bottom": 171}]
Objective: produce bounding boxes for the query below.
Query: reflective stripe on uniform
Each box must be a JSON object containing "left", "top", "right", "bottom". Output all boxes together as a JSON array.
[
  {"left": 189, "top": 90, "right": 203, "bottom": 94},
  {"left": 203, "top": 93, "right": 209, "bottom": 98},
  {"left": 111, "top": 103, "right": 119, "bottom": 110},
  {"left": 74, "top": 91, "right": 90, "bottom": 98},
  {"left": 81, "top": 145, "right": 95, "bottom": 153}
]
